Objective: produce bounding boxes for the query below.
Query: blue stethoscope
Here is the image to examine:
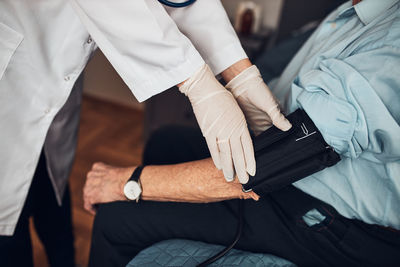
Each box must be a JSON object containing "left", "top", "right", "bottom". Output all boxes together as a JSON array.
[{"left": 158, "top": 0, "right": 196, "bottom": 8}]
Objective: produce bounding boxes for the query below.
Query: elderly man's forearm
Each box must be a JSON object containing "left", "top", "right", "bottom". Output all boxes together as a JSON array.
[{"left": 140, "top": 158, "right": 259, "bottom": 203}]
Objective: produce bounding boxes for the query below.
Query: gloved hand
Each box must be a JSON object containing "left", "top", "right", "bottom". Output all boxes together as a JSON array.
[
  {"left": 179, "top": 64, "right": 255, "bottom": 184},
  {"left": 225, "top": 65, "right": 292, "bottom": 136}
]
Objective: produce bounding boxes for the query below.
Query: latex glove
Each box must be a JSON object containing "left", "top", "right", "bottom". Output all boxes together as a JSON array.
[
  {"left": 225, "top": 65, "right": 292, "bottom": 136},
  {"left": 179, "top": 64, "right": 255, "bottom": 183}
]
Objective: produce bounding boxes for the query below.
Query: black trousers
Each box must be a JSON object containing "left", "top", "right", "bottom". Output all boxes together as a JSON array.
[
  {"left": 89, "top": 126, "right": 400, "bottom": 267},
  {"left": 0, "top": 152, "right": 75, "bottom": 267}
]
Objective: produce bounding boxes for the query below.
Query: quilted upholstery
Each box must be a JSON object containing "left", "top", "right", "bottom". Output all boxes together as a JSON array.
[{"left": 127, "top": 239, "right": 296, "bottom": 267}]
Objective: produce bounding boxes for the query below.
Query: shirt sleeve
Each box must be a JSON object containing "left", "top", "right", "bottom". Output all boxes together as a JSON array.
[
  {"left": 289, "top": 46, "right": 400, "bottom": 161},
  {"left": 162, "top": 0, "right": 247, "bottom": 75},
  {"left": 69, "top": 0, "right": 205, "bottom": 102}
]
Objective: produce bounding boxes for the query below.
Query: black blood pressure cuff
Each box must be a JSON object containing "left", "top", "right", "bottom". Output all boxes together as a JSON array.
[{"left": 243, "top": 109, "right": 341, "bottom": 196}]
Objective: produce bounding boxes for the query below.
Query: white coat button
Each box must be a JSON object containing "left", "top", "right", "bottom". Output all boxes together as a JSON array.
[
  {"left": 64, "top": 75, "right": 70, "bottom": 81},
  {"left": 87, "top": 36, "right": 93, "bottom": 44},
  {"left": 44, "top": 108, "right": 51, "bottom": 114}
]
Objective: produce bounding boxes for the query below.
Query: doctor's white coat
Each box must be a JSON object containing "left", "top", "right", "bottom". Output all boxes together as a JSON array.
[{"left": 0, "top": 0, "right": 246, "bottom": 235}]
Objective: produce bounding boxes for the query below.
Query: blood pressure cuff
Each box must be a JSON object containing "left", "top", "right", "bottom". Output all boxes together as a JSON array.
[{"left": 243, "top": 109, "right": 340, "bottom": 196}]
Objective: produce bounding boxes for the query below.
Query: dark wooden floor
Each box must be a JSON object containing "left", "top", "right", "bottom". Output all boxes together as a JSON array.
[{"left": 31, "top": 96, "right": 144, "bottom": 267}]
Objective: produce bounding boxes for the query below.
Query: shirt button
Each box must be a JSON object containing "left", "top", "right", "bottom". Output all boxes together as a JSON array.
[
  {"left": 44, "top": 108, "right": 51, "bottom": 114},
  {"left": 64, "top": 75, "right": 70, "bottom": 81},
  {"left": 87, "top": 36, "right": 93, "bottom": 44},
  {"left": 331, "top": 22, "right": 336, "bottom": 29}
]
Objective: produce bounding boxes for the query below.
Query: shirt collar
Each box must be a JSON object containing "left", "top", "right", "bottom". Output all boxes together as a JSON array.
[
  {"left": 331, "top": 0, "right": 398, "bottom": 24},
  {"left": 354, "top": 0, "right": 399, "bottom": 24}
]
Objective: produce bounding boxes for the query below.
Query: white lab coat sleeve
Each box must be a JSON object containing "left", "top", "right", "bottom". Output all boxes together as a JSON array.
[
  {"left": 69, "top": 0, "right": 205, "bottom": 102},
  {"left": 163, "top": 0, "right": 248, "bottom": 75}
]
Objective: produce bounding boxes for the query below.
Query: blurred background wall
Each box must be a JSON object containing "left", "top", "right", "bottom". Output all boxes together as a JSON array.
[{"left": 221, "top": 0, "right": 284, "bottom": 29}]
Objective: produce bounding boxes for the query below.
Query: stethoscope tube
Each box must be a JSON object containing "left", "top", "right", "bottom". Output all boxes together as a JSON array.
[{"left": 158, "top": 0, "right": 196, "bottom": 8}]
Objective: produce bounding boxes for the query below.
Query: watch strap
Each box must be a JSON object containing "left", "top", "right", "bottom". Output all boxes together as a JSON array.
[{"left": 128, "top": 165, "right": 144, "bottom": 183}]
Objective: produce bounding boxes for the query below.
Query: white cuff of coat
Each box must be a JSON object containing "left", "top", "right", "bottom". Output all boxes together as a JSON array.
[
  {"left": 204, "top": 41, "right": 248, "bottom": 75},
  {"left": 126, "top": 51, "right": 205, "bottom": 102}
]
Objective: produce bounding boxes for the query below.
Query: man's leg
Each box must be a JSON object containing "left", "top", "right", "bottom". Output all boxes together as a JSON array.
[
  {"left": 31, "top": 153, "right": 75, "bottom": 267},
  {"left": 90, "top": 187, "right": 400, "bottom": 267},
  {"left": 90, "top": 199, "right": 242, "bottom": 267}
]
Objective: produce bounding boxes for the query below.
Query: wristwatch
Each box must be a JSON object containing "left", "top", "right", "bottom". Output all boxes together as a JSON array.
[{"left": 123, "top": 165, "right": 144, "bottom": 202}]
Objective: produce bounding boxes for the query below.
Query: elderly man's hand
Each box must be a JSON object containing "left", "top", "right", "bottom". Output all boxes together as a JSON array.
[{"left": 83, "top": 162, "right": 135, "bottom": 214}]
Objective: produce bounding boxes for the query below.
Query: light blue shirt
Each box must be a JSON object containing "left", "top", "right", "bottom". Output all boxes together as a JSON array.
[{"left": 271, "top": 0, "right": 400, "bottom": 229}]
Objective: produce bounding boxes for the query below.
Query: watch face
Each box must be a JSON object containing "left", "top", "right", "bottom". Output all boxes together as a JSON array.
[{"left": 124, "top": 181, "right": 142, "bottom": 200}]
